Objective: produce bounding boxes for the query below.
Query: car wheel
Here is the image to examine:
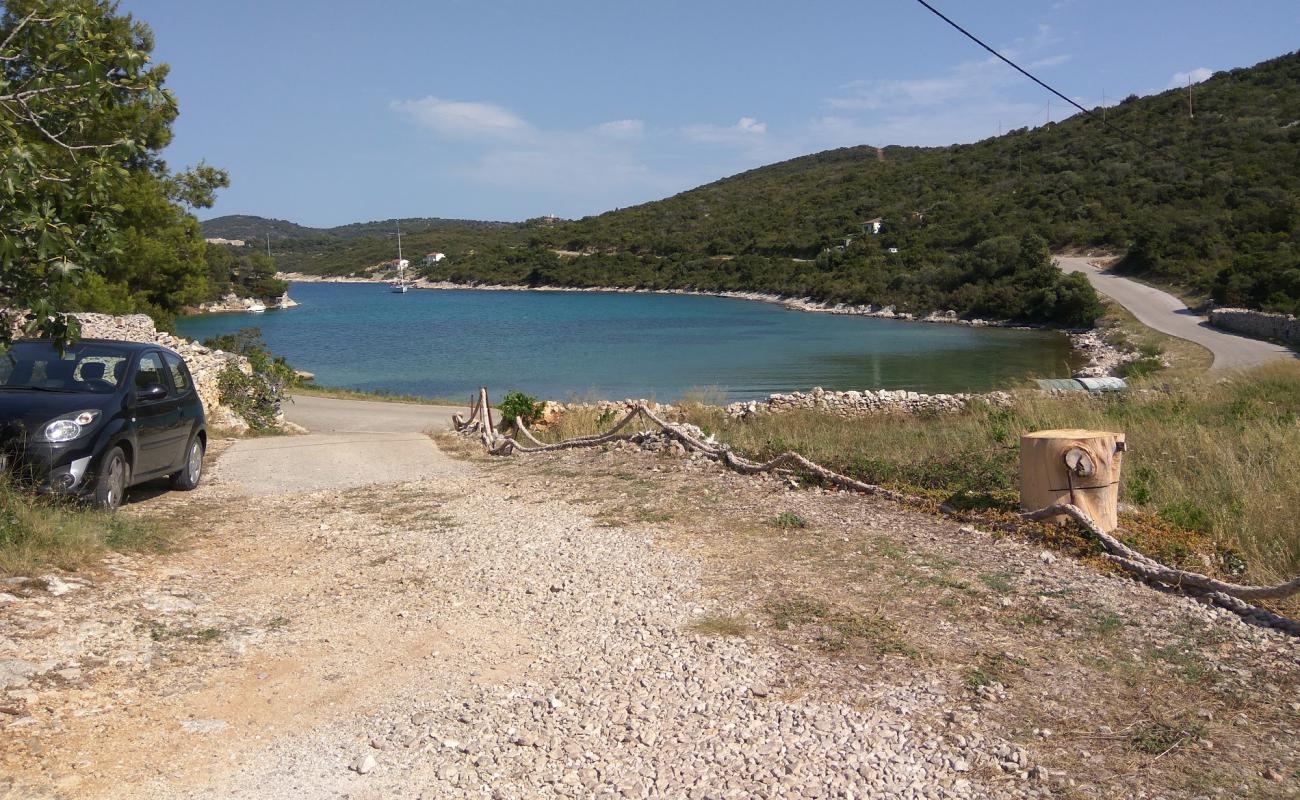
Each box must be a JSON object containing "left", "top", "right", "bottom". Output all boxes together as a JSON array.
[
  {"left": 170, "top": 436, "right": 204, "bottom": 490},
  {"left": 93, "top": 447, "right": 129, "bottom": 511}
]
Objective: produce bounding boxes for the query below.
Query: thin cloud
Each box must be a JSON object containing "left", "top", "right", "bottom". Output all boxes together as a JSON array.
[
  {"left": 390, "top": 97, "right": 530, "bottom": 138},
  {"left": 682, "top": 116, "right": 768, "bottom": 144},
  {"left": 1168, "top": 67, "right": 1212, "bottom": 89},
  {"left": 593, "top": 119, "right": 646, "bottom": 139}
]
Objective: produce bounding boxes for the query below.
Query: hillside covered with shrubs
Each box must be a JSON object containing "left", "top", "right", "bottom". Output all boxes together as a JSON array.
[{"left": 220, "top": 50, "right": 1299, "bottom": 325}]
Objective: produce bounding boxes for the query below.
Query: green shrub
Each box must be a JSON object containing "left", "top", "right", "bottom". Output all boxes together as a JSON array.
[
  {"left": 205, "top": 328, "right": 298, "bottom": 431},
  {"left": 1158, "top": 500, "right": 1212, "bottom": 533},
  {"left": 498, "top": 391, "right": 543, "bottom": 427},
  {"left": 216, "top": 363, "right": 281, "bottom": 431}
]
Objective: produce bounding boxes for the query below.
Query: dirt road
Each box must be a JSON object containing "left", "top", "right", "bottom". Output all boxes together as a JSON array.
[
  {"left": 2, "top": 397, "right": 1297, "bottom": 799},
  {"left": 1055, "top": 256, "right": 1295, "bottom": 370}
]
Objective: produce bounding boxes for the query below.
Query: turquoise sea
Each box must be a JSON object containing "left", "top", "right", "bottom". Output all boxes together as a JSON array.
[{"left": 174, "top": 282, "right": 1076, "bottom": 402}]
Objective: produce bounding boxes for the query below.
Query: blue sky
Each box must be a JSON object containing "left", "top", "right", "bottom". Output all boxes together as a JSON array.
[{"left": 118, "top": 0, "right": 1299, "bottom": 227}]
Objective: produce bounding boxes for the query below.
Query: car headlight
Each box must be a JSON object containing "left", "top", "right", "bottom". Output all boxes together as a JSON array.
[{"left": 42, "top": 410, "right": 101, "bottom": 443}]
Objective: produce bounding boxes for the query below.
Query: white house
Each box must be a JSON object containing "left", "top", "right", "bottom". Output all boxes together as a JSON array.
[
  {"left": 422, "top": 252, "right": 446, "bottom": 267},
  {"left": 861, "top": 218, "right": 883, "bottom": 235}
]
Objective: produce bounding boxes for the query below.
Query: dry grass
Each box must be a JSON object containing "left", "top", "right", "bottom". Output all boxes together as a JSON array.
[
  {"left": 533, "top": 363, "right": 1300, "bottom": 585},
  {"left": 0, "top": 483, "right": 169, "bottom": 576},
  {"left": 1094, "top": 300, "right": 1214, "bottom": 379}
]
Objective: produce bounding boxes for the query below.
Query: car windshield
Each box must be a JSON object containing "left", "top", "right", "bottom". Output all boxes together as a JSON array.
[{"left": 0, "top": 342, "right": 132, "bottom": 395}]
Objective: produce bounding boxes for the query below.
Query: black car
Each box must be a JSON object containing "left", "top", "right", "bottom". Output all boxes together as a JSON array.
[{"left": 0, "top": 339, "right": 207, "bottom": 509}]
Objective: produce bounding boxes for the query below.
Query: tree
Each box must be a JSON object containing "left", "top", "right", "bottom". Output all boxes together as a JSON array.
[{"left": 0, "top": 0, "right": 226, "bottom": 345}]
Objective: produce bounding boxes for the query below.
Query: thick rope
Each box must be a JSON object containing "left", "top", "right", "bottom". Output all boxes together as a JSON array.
[{"left": 456, "top": 393, "right": 1300, "bottom": 633}]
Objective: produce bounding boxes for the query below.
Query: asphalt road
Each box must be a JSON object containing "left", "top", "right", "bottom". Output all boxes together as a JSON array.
[
  {"left": 1055, "top": 256, "right": 1295, "bottom": 370},
  {"left": 212, "top": 394, "right": 467, "bottom": 495}
]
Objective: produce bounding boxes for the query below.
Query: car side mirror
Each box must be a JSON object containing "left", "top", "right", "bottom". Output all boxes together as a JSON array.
[{"left": 136, "top": 383, "right": 167, "bottom": 402}]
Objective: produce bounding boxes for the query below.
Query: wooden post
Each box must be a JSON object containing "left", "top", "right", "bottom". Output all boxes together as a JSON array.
[{"left": 1020, "top": 429, "right": 1125, "bottom": 532}]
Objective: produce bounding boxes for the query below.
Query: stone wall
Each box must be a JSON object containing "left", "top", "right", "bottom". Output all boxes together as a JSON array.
[
  {"left": 1209, "top": 308, "right": 1300, "bottom": 346},
  {"left": 71, "top": 313, "right": 257, "bottom": 432},
  {"left": 724, "top": 386, "right": 1015, "bottom": 419}
]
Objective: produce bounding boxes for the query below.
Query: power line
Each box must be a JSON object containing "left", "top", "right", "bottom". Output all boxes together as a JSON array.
[{"left": 910, "top": 0, "right": 1163, "bottom": 157}]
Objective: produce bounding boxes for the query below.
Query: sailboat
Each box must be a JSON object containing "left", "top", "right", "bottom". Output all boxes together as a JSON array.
[{"left": 391, "top": 223, "right": 410, "bottom": 293}]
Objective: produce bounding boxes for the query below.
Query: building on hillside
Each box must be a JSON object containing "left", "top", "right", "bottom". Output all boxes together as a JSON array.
[
  {"left": 204, "top": 237, "right": 246, "bottom": 247},
  {"left": 382, "top": 258, "right": 409, "bottom": 270},
  {"left": 423, "top": 252, "right": 446, "bottom": 266},
  {"left": 861, "top": 218, "right": 883, "bottom": 235}
]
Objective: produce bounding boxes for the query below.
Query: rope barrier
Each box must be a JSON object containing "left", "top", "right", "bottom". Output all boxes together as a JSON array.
[{"left": 454, "top": 389, "right": 1300, "bottom": 635}]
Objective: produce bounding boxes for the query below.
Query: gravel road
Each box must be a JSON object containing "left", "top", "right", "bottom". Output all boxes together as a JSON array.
[
  {"left": 2, "top": 397, "right": 1296, "bottom": 799},
  {"left": 1055, "top": 256, "right": 1295, "bottom": 370}
]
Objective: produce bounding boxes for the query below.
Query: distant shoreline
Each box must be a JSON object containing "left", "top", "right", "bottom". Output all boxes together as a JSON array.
[{"left": 276, "top": 272, "right": 1130, "bottom": 377}]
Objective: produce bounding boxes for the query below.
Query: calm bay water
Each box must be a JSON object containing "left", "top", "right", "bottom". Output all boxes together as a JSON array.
[{"left": 175, "top": 283, "right": 1074, "bottom": 402}]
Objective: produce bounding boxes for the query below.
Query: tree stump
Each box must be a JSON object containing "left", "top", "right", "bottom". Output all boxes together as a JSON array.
[{"left": 1020, "top": 429, "right": 1125, "bottom": 532}]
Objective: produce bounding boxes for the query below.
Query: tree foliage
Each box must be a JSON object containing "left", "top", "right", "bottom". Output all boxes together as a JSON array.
[{"left": 0, "top": 0, "right": 258, "bottom": 343}]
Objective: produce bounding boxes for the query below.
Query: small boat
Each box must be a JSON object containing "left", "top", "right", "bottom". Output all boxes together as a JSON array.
[
  {"left": 391, "top": 222, "right": 410, "bottom": 293},
  {"left": 247, "top": 300, "right": 267, "bottom": 313}
]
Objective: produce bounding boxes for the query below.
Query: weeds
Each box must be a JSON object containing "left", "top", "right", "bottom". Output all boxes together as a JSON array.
[
  {"left": 765, "top": 596, "right": 917, "bottom": 657},
  {"left": 770, "top": 511, "right": 808, "bottom": 529},
  {"left": 978, "top": 572, "right": 1015, "bottom": 593},
  {"left": 0, "top": 482, "right": 169, "bottom": 576},
  {"left": 690, "top": 615, "right": 749, "bottom": 637},
  {"left": 1130, "top": 717, "right": 1204, "bottom": 755},
  {"left": 149, "top": 623, "right": 224, "bottom": 644}
]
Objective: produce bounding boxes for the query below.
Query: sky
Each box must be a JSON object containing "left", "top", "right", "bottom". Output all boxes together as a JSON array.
[{"left": 117, "top": 0, "right": 1300, "bottom": 228}]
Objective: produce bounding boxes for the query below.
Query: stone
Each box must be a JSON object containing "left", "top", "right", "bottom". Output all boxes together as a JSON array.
[
  {"left": 350, "top": 753, "right": 377, "bottom": 774},
  {"left": 180, "top": 718, "right": 228, "bottom": 733},
  {"left": 38, "top": 575, "right": 78, "bottom": 596}
]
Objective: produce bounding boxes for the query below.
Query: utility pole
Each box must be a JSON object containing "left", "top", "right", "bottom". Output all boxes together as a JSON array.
[
  {"left": 1046, "top": 99, "right": 1051, "bottom": 125},
  {"left": 1187, "top": 76, "right": 1195, "bottom": 119},
  {"left": 1102, "top": 90, "right": 1106, "bottom": 122},
  {"left": 265, "top": 233, "right": 271, "bottom": 258}
]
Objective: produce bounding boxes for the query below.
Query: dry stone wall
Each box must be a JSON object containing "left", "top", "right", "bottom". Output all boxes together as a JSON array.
[
  {"left": 724, "top": 386, "right": 1015, "bottom": 419},
  {"left": 1209, "top": 308, "right": 1300, "bottom": 346}
]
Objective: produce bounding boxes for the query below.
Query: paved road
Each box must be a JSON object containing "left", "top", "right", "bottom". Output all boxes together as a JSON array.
[
  {"left": 212, "top": 394, "right": 467, "bottom": 495},
  {"left": 1056, "top": 256, "right": 1295, "bottom": 370}
]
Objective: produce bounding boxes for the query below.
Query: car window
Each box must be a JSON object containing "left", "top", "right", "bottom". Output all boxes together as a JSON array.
[
  {"left": 135, "top": 352, "right": 168, "bottom": 393},
  {"left": 75, "top": 357, "right": 127, "bottom": 388},
  {"left": 0, "top": 342, "right": 132, "bottom": 394},
  {"left": 162, "top": 352, "right": 190, "bottom": 393}
]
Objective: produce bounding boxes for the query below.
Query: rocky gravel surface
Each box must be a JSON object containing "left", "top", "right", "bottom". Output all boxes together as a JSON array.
[{"left": 2, "top": 423, "right": 1297, "bottom": 799}]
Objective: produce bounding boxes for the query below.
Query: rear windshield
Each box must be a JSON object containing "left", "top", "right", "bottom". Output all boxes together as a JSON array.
[{"left": 0, "top": 342, "right": 133, "bottom": 395}]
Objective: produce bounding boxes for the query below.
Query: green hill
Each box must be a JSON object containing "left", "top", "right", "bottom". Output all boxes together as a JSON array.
[{"left": 255, "top": 50, "right": 1300, "bottom": 324}]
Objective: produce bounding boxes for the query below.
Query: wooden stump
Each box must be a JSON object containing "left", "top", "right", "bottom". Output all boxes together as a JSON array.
[{"left": 1020, "top": 429, "right": 1125, "bottom": 532}]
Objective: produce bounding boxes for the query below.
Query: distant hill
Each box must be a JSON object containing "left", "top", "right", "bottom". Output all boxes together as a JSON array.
[
  {"left": 201, "top": 215, "right": 326, "bottom": 242},
  {"left": 503, "top": 50, "right": 1296, "bottom": 317},
  {"left": 224, "top": 50, "right": 1299, "bottom": 323},
  {"left": 201, "top": 215, "right": 513, "bottom": 243}
]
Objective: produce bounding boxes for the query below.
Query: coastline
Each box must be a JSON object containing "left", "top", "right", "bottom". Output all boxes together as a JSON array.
[{"left": 277, "top": 272, "right": 1133, "bottom": 378}]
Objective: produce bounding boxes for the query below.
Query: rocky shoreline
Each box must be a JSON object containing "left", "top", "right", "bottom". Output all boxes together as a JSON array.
[{"left": 193, "top": 291, "right": 299, "bottom": 315}]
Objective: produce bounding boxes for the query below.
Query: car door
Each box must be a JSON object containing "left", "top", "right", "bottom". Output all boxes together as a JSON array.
[
  {"left": 161, "top": 351, "right": 199, "bottom": 456},
  {"left": 130, "top": 351, "right": 182, "bottom": 477}
]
